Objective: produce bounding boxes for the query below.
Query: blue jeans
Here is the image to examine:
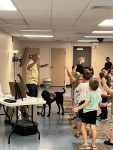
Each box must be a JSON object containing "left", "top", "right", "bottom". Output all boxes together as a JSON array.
[{"left": 26, "top": 84, "right": 38, "bottom": 97}]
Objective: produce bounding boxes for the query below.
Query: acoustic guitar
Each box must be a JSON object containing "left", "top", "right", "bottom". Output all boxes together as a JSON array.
[{"left": 17, "top": 73, "right": 28, "bottom": 93}]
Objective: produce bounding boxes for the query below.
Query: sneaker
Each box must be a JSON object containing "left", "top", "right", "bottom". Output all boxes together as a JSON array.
[
  {"left": 99, "top": 117, "right": 108, "bottom": 121},
  {"left": 96, "top": 115, "right": 102, "bottom": 120},
  {"left": 79, "top": 144, "right": 91, "bottom": 149},
  {"left": 70, "top": 116, "right": 76, "bottom": 120},
  {"left": 104, "top": 140, "right": 113, "bottom": 146},
  {"left": 97, "top": 114, "right": 102, "bottom": 118},
  {"left": 92, "top": 146, "right": 97, "bottom": 150}
]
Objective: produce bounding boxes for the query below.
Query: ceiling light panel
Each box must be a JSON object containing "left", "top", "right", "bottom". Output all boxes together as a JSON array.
[
  {"left": 92, "top": 31, "right": 113, "bottom": 33},
  {"left": 99, "top": 19, "right": 113, "bottom": 26},
  {"left": 78, "top": 39, "right": 98, "bottom": 42},
  {"left": 21, "top": 30, "right": 54, "bottom": 37},
  {"left": 23, "top": 35, "right": 54, "bottom": 38},
  {"left": 0, "top": 0, "right": 16, "bottom": 10},
  {"left": 85, "top": 35, "right": 113, "bottom": 38},
  {"left": 20, "top": 29, "right": 53, "bottom": 32}
]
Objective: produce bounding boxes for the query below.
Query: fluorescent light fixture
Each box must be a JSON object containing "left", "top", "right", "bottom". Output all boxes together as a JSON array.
[
  {"left": 78, "top": 40, "right": 98, "bottom": 43},
  {"left": 20, "top": 29, "right": 53, "bottom": 32},
  {"left": 92, "top": 31, "right": 113, "bottom": 34},
  {"left": 99, "top": 19, "right": 113, "bottom": 26},
  {"left": 85, "top": 35, "right": 113, "bottom": 38},
  {"left": 23, "top": 35, "right": 54, "bottom": 38},
  {"left": 0, "top": 0, "right": 16, "bottom": 11}
]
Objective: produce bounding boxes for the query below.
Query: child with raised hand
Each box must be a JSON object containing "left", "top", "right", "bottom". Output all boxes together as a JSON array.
[
  {"left": 67, "top": 66, "right": 81, "bottom": 106},
  {"left": 73, "top": 79, "right": 107, "bottom": 150},
  {"left": 101, "top": 77, "right": 113, "bottom": 146}
]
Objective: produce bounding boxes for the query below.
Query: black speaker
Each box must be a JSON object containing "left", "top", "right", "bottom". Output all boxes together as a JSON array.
[
  {"left": 12, "top": 120, "right": 38, "bottom": 136},
  {"left": 97, "top": 38, "right": 104, "bottom": 43}
]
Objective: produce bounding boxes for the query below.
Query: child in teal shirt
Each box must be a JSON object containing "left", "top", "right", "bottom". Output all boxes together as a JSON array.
[{"left": 73, "top": 79, "right": 107, "bottom": 150}]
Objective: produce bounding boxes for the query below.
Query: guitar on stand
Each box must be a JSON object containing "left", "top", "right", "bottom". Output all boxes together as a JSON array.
[
  {"left": 17, "top": 74, "right": 43, "bottom": 115},
  {"left": 17, "top": 73, "right": 28, "bottom": 93}
]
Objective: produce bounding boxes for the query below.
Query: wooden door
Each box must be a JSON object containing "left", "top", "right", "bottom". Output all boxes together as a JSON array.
[{"left": 51, "top": 48, "right": 66, "bottom": 86}]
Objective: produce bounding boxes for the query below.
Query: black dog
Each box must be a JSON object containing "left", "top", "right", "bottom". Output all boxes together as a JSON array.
[{"left": 41, "top": 88, "right": 65, "bottom": 117}]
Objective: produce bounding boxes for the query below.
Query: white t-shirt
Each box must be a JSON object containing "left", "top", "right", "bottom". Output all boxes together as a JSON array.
[
  {"left": 74, "top": 81, "right": 103, "bottom": 104},
  {"left": 74, "top": 82, "right": 89, "bottom": 103},
  {"left": 109, "top": 74, "right": 113, "bottom": 86}
]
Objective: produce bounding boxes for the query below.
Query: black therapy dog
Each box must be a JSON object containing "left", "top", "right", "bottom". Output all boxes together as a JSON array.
[{"left": 41, "top": 88, "right": 65, "bottom": 117}]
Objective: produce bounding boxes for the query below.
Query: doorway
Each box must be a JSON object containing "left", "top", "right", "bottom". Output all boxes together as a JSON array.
[
  {"left": 73, "top": 46, "right": 91, "bottom": 68},
  {"left": 51, "top": 48, "right": 66, "bottom": 86}
]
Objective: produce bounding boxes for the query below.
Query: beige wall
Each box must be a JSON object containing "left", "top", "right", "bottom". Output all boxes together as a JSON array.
[
  {"left": 20, "top": 41, "right": 113, "bottom": 85},
  {"left": 0, "top": 34, "right": 21, "bottom": 92},
  {"left": 92, "top": 43, "right": 113, "bottom": 77},
  {"left": 0, "top": 31, "right": 13, "bottom": 92},
  {"left": 20, "top": 41, "right": 72, "bottom": 84},
  {"left": 0, "top": 34, "right": 113, "bottom": 90},
  {"left": 12, "top": 37, "right": 22, "bottom": 80}
]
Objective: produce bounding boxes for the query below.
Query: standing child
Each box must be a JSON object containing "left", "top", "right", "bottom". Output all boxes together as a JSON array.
[
  {"left": 73, "top": 71, "right": 92, "bottom": 138},
  {"left": 98, "top": 71, "right": 110, "bottom": 120},
  {"left": 101, "top": 78, "right": 113, "bottom": 146},
  {"left": 73, "top": 79, "right": 107, "bottom": 150},
  {"left": 67, "top": 66, "right": 81, "bottom": 106}
]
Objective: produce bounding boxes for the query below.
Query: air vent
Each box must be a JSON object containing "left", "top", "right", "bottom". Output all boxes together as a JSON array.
[
  {"left": 76, "top": 32, "right": 86, "bottom": 35},
  {"left": 91, "top": 6, "right": 113, "bottom": 10}
]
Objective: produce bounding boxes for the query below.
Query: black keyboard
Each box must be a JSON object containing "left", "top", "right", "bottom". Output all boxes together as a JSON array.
[{"left": 4, "top": 99, "right": 16, "bottom": 103}]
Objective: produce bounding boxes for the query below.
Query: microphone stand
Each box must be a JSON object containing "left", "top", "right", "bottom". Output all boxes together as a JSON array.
[
  {"left": 15, "top": 80, "right": 23, "bottom": 101},
  {"left": 12, "top": 53, "right": 21, "bottom": 80}
]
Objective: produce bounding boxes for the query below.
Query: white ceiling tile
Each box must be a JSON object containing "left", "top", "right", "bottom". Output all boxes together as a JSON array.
[
  {"left": 0, "top": 11, "right": 22, "bottom": 19},
  {"left": 0, "top": 24, "right": 29, "bottom": 30},
  {"left": 73, "top": 27, "right": 93, "bottom": 35},
  {"left": 52, "top": 19, "right": 75, "bottom": 26},
  {"left": 21, "top": 10, "right": 51, "bottom": 19},
  {"left": 52, "top": 0, "right": 91, "bottom": 10},
  {"left": 52, "top": 25, "right": 72, "bottom": 30},
  {"left": 13, "top": 0, "right": 51, "bottom": 10},
  {"left": 28, "top": 25, "right": 51, "bottom": 30},
  {"left": 2, "top": 19, "right": 26, "bottom": 25},
  {"left": 26, "top": 19, "right": 51, "bottom": 26},
  {"left": 54, "top": 29, "right": 74, "bottom": 35},
  {"left": 0, "top": 0, "right": 113, "bottom": 42},
  {"left": 52, "top": 10, "right": 82, "bottom": 19},
  {"left": 81, "top": 11, "right": 113, "bottom": 19},
  {"left": 74, "top": 19, "right": 101, "bottom": 27},
  {"left": 12, "top": 25, "right": 29, "bottom": 29}
]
